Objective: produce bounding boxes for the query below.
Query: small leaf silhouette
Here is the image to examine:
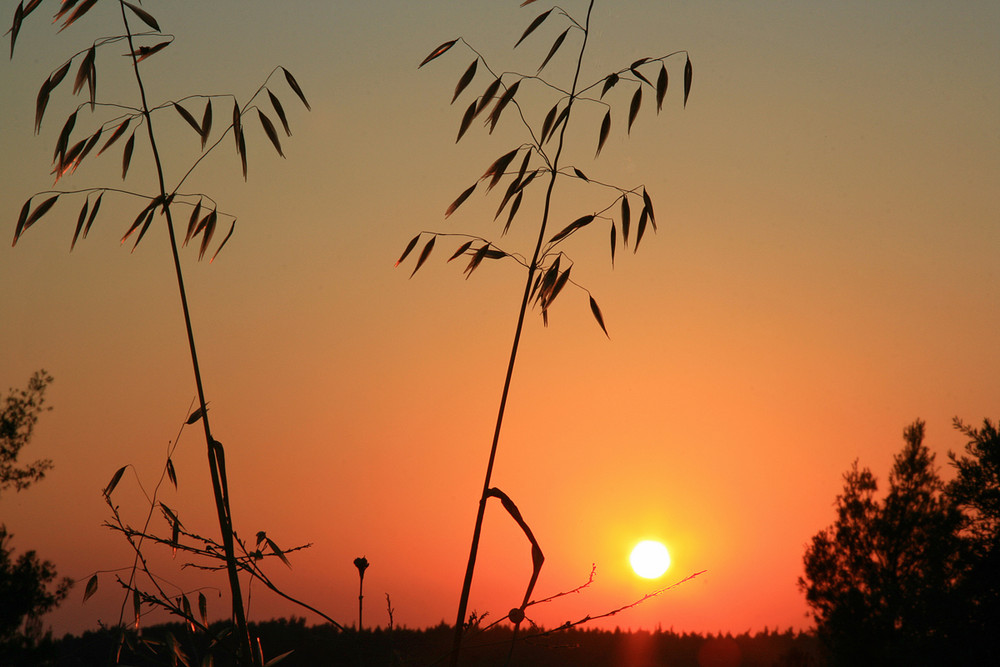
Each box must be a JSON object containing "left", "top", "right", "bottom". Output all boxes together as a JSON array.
[
  {"left": 267, "top": 91, "right": 289, "bottom": 137},
  {"left": 266, "top": 538, "right": 292, "bottom": 568},
  {"left": 258, "top": 110, "right": 284, "bottom": 157},
  {"left": 25, "top": 195, "right": 58, "bottom": 231},
  {"left": 198, "top": 592, "right": 208, "bottom": 627},
  {"left": 537, "top": 28, "right": 568, "bottom": 73},
  {"left": 448, "top": 240, "right": 473, "bottom": 262},
  {"left": 104, "top": 465, "right": 127, "bottom": 497},
  {"left": 621, "top": 195, "right": 631, "bottom": 246},
  {"left": 395, "top": 233, "right": 420, "bottom": 266},
  {"left": 452, "top": 59, "right": 477, "bottom": 103},
  {"left": 515, "top": 8, "right": 552, "bottom": 48},
  {"left": 600, "top": 72, "right": 619, "bottom": 98},
  {"left": 610, "top": 222, "right": 617, "bottom": 266},
  {"left": 166, "top": 458, "right": 177, "bottom": 489},
  {"left": 642, "top": 187, "right": 656, "bottom": 229},
  {"left": 482, "top": 148, "right": 519, "bottom": 190},
  {"left": 54, "top": 110, "right": 77, "bottom": 165},
  {"left": 174, "top": 102, "right": 202, "bottom": 136},
  {"left": 13, "top": 198, "right": 31, "bottom": 246},
  {"left": 83, "top": 575, "right": 98, "bottom": 602},
  {"left": 539, "top": 102, "right": 559, "bottom": 144},
  {"left": 73, "top": 46, "right": 95, "bottom": 96},
  {"left": 10, "top": 3, "right": 23, "bottom": 59},
  {"left": 198, "top": 209, "right": 218, "bottom": 260},
  {"left": 656, "top": 64, "right": 668, "bottom": 112},
  {"left": 488, "top": 79, "right": 520, "bottom": 133},
  {"left": 83, "top": 192, "right": 101, "bottom": 238},
  {"left": 547, "top": 106, "right": 570, "bottom": 144},
  {"left": 502, "top": 190, "right": 523, "bottom": 235},
  {"left": 589, "top": 296, "right": 609, "bottom": 336},
  {"left": 200, "top": 100, "right": 213, "bottom": 147},
  {"left": 629, "top": 58, "right": 651, "bottom": 86},
  {"left": 572, "top": 167, "right": 588, "bottom": 181},
  {"left": 684, "top": 56, "right": 693, "bottom": 107},
  {"left": 419, "top": 39, "right": 457, "bottom": 68},
  {"left": 456, "top": 100, "right": 477, "bottom": 143},
  {"left": 186, "top": 403, "right": 206, "bottom": 424},
  {"left": 237, "top": 128, "right": 247, "bottom": 180},
  {"left": 282, "top": 67, "right": 311, "bottom": 110},
  {"left": 446, "top": 182, "right": 477, "bottom": 218},
  {"left": 476, "top": 76, "right": 503, "bottom": 116},
  {"left": 124, "top": 2, "right": 160, "bottom": 31},
  {"left": 184, "top": 199, "right": 202, "bottom": 247},
  {"left": 121, "top": 133, "right": 135, "bottom": 180},
  {"left": 209, "top": 221, "right": 235, "bottom": 263},
  {"left": 596, "top": 110, "right": 610, "bottom": 157},
  {"left": 98, "top": 118, "right": 130, "bottom": 156},
  {"left": 635, "top": 207, "right": 649, "bottom": 252},
  {"left": 549, "top": 214, "right": 595, "bottom": 244},
  {"left": 71, "top": 199, "right": 89, "bottom": 251},
  {"left": 411, "top": 236, "right": 436, "bottom": 277},
  {"left": 131, "top": 41, "right": 169, "bottom": 63},
  {"left": 627, "top": 87, "right": 642, "bottom": 133},
  {"left": 58, "top": 0, "right": 98, "bottom": 30}
]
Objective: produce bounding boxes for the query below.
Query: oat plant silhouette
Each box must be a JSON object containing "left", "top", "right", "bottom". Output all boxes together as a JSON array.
[
  {"left": 8, "top": 2, "right": 311, "bottom": 664},
  {"left": 396, "top": 1, "right": 692, "bottom": 663}
]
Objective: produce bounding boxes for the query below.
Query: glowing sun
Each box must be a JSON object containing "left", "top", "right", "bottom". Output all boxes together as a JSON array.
[{"left": 630, "top": 540, "right": 671, "bottom": 579}]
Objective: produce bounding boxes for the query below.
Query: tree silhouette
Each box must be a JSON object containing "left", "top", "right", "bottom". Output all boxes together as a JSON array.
[
  {"left": 799, "top": 420, "right": 964, "bottom": 666},
  {"left": 0, "top": 372, "right": 72, "bottom": 660}
]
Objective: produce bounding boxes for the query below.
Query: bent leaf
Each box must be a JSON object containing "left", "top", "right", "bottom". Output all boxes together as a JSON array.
[
  {"left": 589, "top": 296, "right": 609, "bottom": 336},
  {"left": 83, "top": 575, "right": 98, "bottom": 602},
  {"left": 419, "top": 39, "right": 457, "bottom": 68},
  {"left": 596, "top": 110, "right": 610, "bottom": 157},
  {"left": 452, "top": 59, "right": 477, "bottom": 103},
  {"left": 515, "top": 9, "right": 552, "bottom": 48},
  {"left": 446, "top": 182, "right": 477, "bottom": 218},
  {"left": 13, "top": 198, "right": 31, "bottom": 246},
  {"left": 537, "top": 28, "right": 568, "bottom": 73},
  {"left": 411, "top": 236, "right": 436, "bottom": 277},
  {"left": 10, "top": 2, "right": 23, "bottom": 59}
]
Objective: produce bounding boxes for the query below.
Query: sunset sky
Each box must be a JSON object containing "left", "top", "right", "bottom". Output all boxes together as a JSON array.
[{"left": 2, "top": 0, "right": 998, "bottom": 639}]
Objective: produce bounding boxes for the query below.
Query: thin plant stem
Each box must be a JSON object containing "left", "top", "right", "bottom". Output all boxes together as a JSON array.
[
  {"left": 449, "top": 3, "right": 595, "bottom": 664},
  {"left": 117, "top": 3, "right": 257, "bottom": 664}
]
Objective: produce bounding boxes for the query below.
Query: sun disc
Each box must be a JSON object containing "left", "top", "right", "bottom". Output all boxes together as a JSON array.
[{"left": 630, "top": 540, "right": 671, "bottom": 579}]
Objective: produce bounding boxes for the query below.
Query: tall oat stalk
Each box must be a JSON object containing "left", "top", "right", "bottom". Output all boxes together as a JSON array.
[
  {"left": 400, "top": 1, "right": 691, "bottom": 663},
  {"left": 9, "top": 2, "right": 310, "bottom": 663}
]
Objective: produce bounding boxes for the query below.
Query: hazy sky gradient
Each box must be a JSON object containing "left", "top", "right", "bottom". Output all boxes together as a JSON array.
[{"left": 2, "top": 0, "right": 998, "bottom": 637}]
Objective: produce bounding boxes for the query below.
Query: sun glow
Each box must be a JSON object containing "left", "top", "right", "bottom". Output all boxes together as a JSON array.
[{"left": 630, "top": 540, "right": 671, "bottom": 579}]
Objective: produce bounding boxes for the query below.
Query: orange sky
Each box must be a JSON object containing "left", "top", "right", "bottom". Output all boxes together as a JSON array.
[{"left": 2, "top": 0, "right": 999, "bottom": 639}]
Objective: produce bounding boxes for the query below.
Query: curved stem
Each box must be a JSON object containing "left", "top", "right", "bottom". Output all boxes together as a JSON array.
[
  {"left": 117, "top": 3, "right": 257, "bottom": 665},
  {"left": 449, "top": 2, "right": 595, "bottom": 665}
]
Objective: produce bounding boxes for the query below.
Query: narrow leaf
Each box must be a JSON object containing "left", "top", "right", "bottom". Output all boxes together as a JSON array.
[
  {"left": 35, "top": 80, "right": 51, "bottom": 134},
  {"left": 610, "top": 222, "right": 617, "bottom": 266},
  {"left": 549, "top": 266, "right": 572, "bottom": 305},
  {"left": 589, "top": 296, "right": 609, "bottom": 336},
  {"left": 266, "top": 538, "right": 292, "bottom": 568},
  {"left": 73, "top": 46, "right": 95, "bottom": 96},
  {"left": 122, "top": 133, "right": 135, "bottom": 180},
  {"left": 232, "top": 101, "right": 242, "bottom": 153},
  {"left": 71, "top": 199, "right": 89, "bottom": 251},
  {"left": 572, "top": 167, "right": 588, "bottom": 181},
  {"left": 54, "top": 110, "right": 78, "bottom": 165},
  {"left": 456, "top": 99, "right": 477, "bottom": 143},
  {"left": 49, "top": 60, "right": 71, "bottom": 88},
  {"left": 488, "top": 79, "right": 520, "bottom": 133},
  {"left": 83, "top": 575, "right": 98, "bottom": 602},
  {"left": 452, "top": 59, "right": 477, "bottom": 103},
  {"left": 25, "top": 195, "right": 58, "bottom": 230},
  {"left": 59, "top": 0, "right": 98, "bottom": 30},
  {"left": 184, "top": 198, "right": 203, "bottom": 247},
  {"left": 621, "top": 195, "right": 631, "bottom": 246},
  {"left": 166, "top": 458, "right": 177, "bottom": 489},
  {"left": 475, "top": 77, "right": 503, "bottom": 117},
  {"left": 10, "top": 2, "right": 24, "bottom": 59},
  {"left": 13, "top": 198, "right": 31, "bottom": 246},
  {"left": 83, "top": 192, "right": 101, "bottom": 237},
  {"left": 684, "top": 56, "right": 693, "bottom": 107},
  {"left": 174, "top": 102, "right": 202, "bottom": 135},
  {"left": 198, "top": 209, "right": 218, "bottom": 260},
  {"left": 548, "top": 214, "right": 595, "bottom": 244},
  {"left": 635, "top": 207, "right": 649, "bottom": 252},
  {"left": 124, "top": 2, "right": 160, "bottom": 31},
  {"left": 600, "top": 72, "right": 619, "bottom": 98},
  {"left": 238, "top": 128, "right": 247, "bottom": 180},
  {"left": 537, "top": 28, "right": 568, "bottom": 73},
  {"left": 418, "top": 39, "right": 456, "bottom": 68},
  {"left": 209, "top": 221, "right": 235, "bottom": 263},
  {"left": 104, "top": 465, "right": 127, "bottom": 497},
  {"left": 395, "top": 233, "right": 420, "bottom": 266},
  {"left": 410, "top": 236, "right": 435, "bottom": 277},
  {"left": 596, "top": 110, "right": 610, "bottom": 157},
  {"left": 502, "top": 190, "right": 523, "bottom": 235},
  {"left": 267, "top": 91, "right": 289, "bottom": 135},
  {"left": 98, "top": 118, "right": 130, "bottom": 156},
  {"left": 629, "top": 58, "right": 652, "bottom": 86},
  {"left": 282, "top": 67, "right": 311, "bottom": 110},
  {"left": 539, "top": 102, "right": 558, "bottom": 144},
  {"left": 186, "top": 403, "right": 206, "bottom": 424},
  {"left": 628, "top": 87, "right": 642, "bottom": 133},
  {"left": 656, "top": 64, "right": 668, "bottom": 112},
  {"left": 547, "top": 106, "right": 570, "bottom": 144},
  {"left": 201, "top": 100, "right": 213, "bottom": 146},
  {"left": 642, "top": 187, "right": 656, "bottom": 229},
  {"left": 515, "top": 9, "right": 552, "bottom": 48},
  {"left": 448, "top": 240, "right": 473, "bottom": 261},
  {"left": 446, "top": 182, "right": 476, "bottom": 218},
  {"left": 198, "top": 592, "right": 208, "bottom": 627},
  {"left": 132, "top": 41, "right": 169, "bottom": 63},
  {"left": 482, "top": 148, "right": 519, "bottom": 188},
  {"left": 258, "top": 110, "right": 284, "bottom": 157},
  {"left": 264, "top": 651, "right": 294, "bottom": 667}
]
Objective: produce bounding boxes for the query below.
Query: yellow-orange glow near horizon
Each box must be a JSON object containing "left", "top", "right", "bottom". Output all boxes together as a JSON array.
[{"left": 630, "top": 540, "right": 671, "bottom": 579}]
